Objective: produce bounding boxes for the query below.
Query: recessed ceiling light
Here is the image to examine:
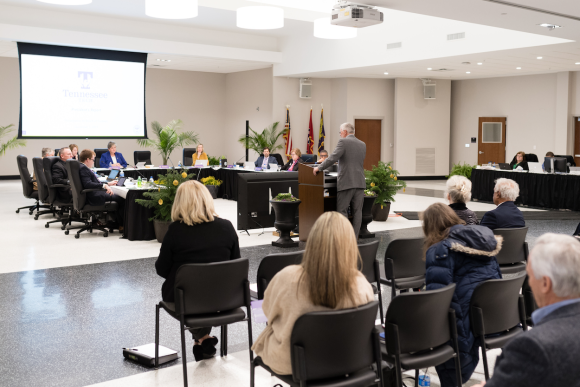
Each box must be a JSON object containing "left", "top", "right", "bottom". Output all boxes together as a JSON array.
[
  {"left": 237, "top": 6, "right": 284, "bottom": 29},
  {"left": 466, "top": 72, "right": 471, "bottom": 74},
  {"left": 537, "top": 56, "right": 543, "bottom": 59},
  {"left": 156, "top": 59, "right": 171, "bottom": 62},
  {"left": 516, "top": 67, "right": 522, "bottom": 70},
  {"left": 313, "top": 17, "right": 356, "bottom": 39},
  {"left": 384, "top": 72, "right": 389, "bottom": 75},
  {"left": 539, "top": 23, "right": 561, "bottom": 30},
  {"left": 427, "top": 68, "right": 432, "bottom": 70},
  {"left": 146, "top": 0, "right": 197, "bottom": 19},
  {"left": 477, "top": 62, "right": 483, "bottom": 65},
  {"left": 576, "top": 62, "right": 580, "bottom": 65},
  {"left": 37, "top": 0, "right": 91, "bottom": 4}
]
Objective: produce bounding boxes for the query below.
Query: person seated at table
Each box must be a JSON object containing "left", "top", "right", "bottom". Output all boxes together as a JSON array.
[
  {"left": 52, "top": 147, "right": 73, "bottom": 203},
  {"left": 79, "top": 149, "right": 125, "bottom": 229},
  {"left": 252, "top": 211, "right": 374, "bottom": 375},
  {"left": 509, "top": 151, "right": 529, "bottom": 171},
  {"left": 480, "top": 178, "right": 525, "bottom": 230},
  {"left": 156, "top": 180, "right": 241, "bottom": 362},
  {"left": 422, "top": 202, "right": 502, "bottom": 387},
  {"left": 281, "top": 148, "right": 302, "bottom": 171},
  {"left": 33, "top": 147, "right": 54, "bottom": 191},
  {"left": 99, "top": 141, "right": 128, "bottom": 168},
  {"left": 191, "top": 144, "right": 208, "bottom": 166},
  {"left": 317, "top": 149, "right": 329, "bottom": 163},
  {"left": 542, "top": 151, "right": 555, "bottom": 171},
  {"left": 446, "top": 175, "right": 478, "bottom": 225},
  {"left": 69, "top": 144, "right": 79, "bottom": 160},
  {"left": 254, "top": 147, "right": 277, "bottom": 169}
]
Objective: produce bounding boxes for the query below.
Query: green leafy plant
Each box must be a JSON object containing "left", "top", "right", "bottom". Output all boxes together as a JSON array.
[
  {"left": 137, "top": 119, "right": 199, "bottom": 165},
  {"left": 0, "top": 124, "right": 26, "bottom": 157},
  {"left": 200, "top": 176, "right": 222, "bottom": 186},
  {"left": 237, "top": 122, "right": 286, "bottom": 154},
  {"left": 135, "top": 168, "right": 194, "bottom": 221},
  {"left": 208, "top": 156, "right": 220, "bottom": 166},
  {"left": 447, "top": 162, "right": 476, "bottom": 179},
  {"left": 364, "top": 189, "right": 376, "bottom": 197},
  {"left": 272, "top": 193, "right": 299, "bottom": 202},
  {"left": 365, "top": 161, "right": 407, "bottom": 206}
]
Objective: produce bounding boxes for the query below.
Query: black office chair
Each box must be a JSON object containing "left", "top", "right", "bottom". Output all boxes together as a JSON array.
[
  {"left": 493, "top": 227, "right": 528, "bottom": 274},
  {"left": 94, "top": 148, "right": 108, "bottom": 168},
  {"left": 16, "top": 155, "right": 49, "bottom": 215},
  {"left": 555, "top": 154, "right": 576, "bottom": 167},
  {"left": 358, "top": 240, "right": 384, "bottom": 325},
  {"left": 183, "top": 148, "right": 196, "bottom": 167},
  {"left": 31, "top": 157, "right": 57, "bottom": 220},
  {"left": 134, "top": 150, "right": 152, "bottom": 165},
  {"left": 252, "top": 301, "right": 385, "bottom": 387},
  {"left": 526, "top": 153, "right": 539, "bottom": 163},
  {"left": 380, "top": 237, "right": 426, "bottom": 300},
  {"left": 522, "top": 275, "right": 537, "bottom": 328},
  {"left": 155, "top": 259, "right": 253, "bottom": 387},
  {"left": 300, "top": 154, "right": 317, "bottom": 163},
  {"left": 469, "top": 273, "right": 527, "bottom": 380},
  {"left": 382, "top": 284, "right": 462, "bottom": 387},
  {"left": 271, "top": 153, "right": 284, "bottom": 166},
  {"left": 43, "top": 157, "right": 85, "bottom": 230},
  {"left": 64, "top": 159, "right": 118, "bottom": 238},
  {"left": 256, "top": 251, "right": 304, "bottom": 300}
]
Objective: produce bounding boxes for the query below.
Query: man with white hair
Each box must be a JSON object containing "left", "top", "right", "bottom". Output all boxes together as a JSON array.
[
  {"left": 473, "top": 233, "right": 580, "bottom": 387},
  {"left": 51, "top": 147, "right": 73, "bottom": 203},
  {"left": 480, "top": 178, "right": 525, "bottom": 230}
]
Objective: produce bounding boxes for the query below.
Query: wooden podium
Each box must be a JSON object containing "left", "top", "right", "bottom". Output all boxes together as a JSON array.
[{"left": 298, "top": 164, "right": 337, "bottom": 242}]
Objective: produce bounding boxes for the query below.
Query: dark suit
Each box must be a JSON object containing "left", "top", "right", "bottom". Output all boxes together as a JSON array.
[
  {"left": 480, "top": 201, "right": 525, "bottom": 230},
  {"left": 486, "top": 300, "right": 580, "bottom": 387},
  {"left": 281, "top": 158, "right": 301, "bottom": 171},
  {"left": 254, "top": 155, "right": 278, "bottom": 169},
  {"left": 79, "top": 164, "right": 124, "bottom": 225},
  {"left": 51, "top": 159, "right": 72, "bottom": 203}
]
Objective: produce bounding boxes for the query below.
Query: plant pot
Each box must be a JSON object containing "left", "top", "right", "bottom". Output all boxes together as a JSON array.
[
  {"left": 371, "top": 202, "right": 391, "bottom": 222},
  {"left": 206, "top": 185, "right": 219, "bottom": 199},
  {"left": 270, "top": 200, "right": 301, "bottom": 248},
  {"left": 153, "top": 219, "right": 172, "bottom": 243},
  {"left": 359, "top": 196, "right": 376, "bottom": 238}
]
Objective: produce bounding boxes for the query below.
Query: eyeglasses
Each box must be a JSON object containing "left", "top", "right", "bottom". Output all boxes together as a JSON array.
[{"left": 90, "top": 158, "right": 96, "bottom": 161}]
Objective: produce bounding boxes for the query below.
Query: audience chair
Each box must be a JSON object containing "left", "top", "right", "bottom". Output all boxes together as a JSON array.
[
  {"left": 43, "top": 157, "right": 85, "bottom": 230},
  {"left": 251, "top": 301, "right": 385, "bottom": 387},
  {"left": 94, "top": 148, "right": 108, "bottom": 168},
  {"left": 31, "top": 157, "right": 57, "bottom": 220},
  {"left": 16, "top": 155, "right": 48, "bottom": 215},
  {"left": 271, "top": 153, "right": 284, "bottom": 166},
  {"left": 358, "top": 240, "right": 384, "bottom": 325},
  {"left": 54, "top": 148, "right": 61, "bottom": 157},
  {"left": 155, "top": 259, "right": 253, "bottom": 387},
  {"left": 522, "top": 275, "right": 537, "bottom": 328},
  {"left": 134, "top": 150, "right": 152, "bottom": 166},
  {"left": 183, "top": 148, "right": 196, "bottom": 167},
  {"left": 469, "top": 273, "right": 527, "bottom": 380},
  {"left": 382, "top": 284, "right": 461, "bottom": 387},
  {"left": 64, "top": 159, "right": 118, "bottom": 238},
  {"left": 492, "top": 227, "right": 528, "bottom": 274},
  {"left": 256, "top": 251, "right": 304, "bottom": 300},
  {"left": 300, "top": 154, "right": 317, "bottom": 163},
  {"left": 380, "top": 237, "right": 426, "bottom": 300}
]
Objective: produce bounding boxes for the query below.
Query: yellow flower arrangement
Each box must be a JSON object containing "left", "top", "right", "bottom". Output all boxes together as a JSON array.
[
  {"left": 173, "top": 180, "right": 179, "bottom": 186},
  {"left": 158, "top": 199, "right": 163, "bottom": 205}
]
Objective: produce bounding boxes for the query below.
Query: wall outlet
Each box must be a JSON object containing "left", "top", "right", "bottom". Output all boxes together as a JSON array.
[
  {"left": 533, "top": 145, "right": 536, "bottom": 149},
  {"left": 465, "top": 144, "right": 470, "bottom": 147}
]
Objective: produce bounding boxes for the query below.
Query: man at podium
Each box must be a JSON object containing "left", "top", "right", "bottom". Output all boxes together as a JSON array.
[{"left": 313, "top": 122, "right": 366, "bottom": 238}]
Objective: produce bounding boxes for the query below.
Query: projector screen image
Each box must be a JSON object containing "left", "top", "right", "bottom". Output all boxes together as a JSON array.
[{"left": 18, "top": 43, "right": 147, "bottom": 139}]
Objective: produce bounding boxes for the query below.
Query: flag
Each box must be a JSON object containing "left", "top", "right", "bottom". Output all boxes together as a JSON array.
[
  {"left": 283, "top": 106, "right": 293, "bottom": 162},
  {"left": 307, "top": 108, "right": 314, "bottom": 154},
  {"left": 318, "top": 108, "right": 325, "bottom": 156}
]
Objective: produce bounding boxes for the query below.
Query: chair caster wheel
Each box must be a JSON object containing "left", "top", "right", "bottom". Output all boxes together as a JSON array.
[
  {"left": 61, "top": 226, "right": 66, "bottom": 230},
  {"left": 29, "top": 211, "right": 34, "bottom": 215},
  {"left": 45, "top": 224, "right": 49, "bottom": 228},
  {"left": 65, "top": 230, "right": 70, "bottom": 235},
  {"left": 75, "top": 234, "right": 80, "bottom": 239},
  {"left": 104, "top": 232, "right": 108, "bottom": 237},
  {"left": 16, "top": 209, "right": 20, "bottom": 213}
]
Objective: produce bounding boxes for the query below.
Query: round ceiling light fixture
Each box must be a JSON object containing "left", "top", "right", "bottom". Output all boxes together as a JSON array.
[
  {"left": 146, "top": 0, "right": 198, "bottom": 19},
  {"left": 237, "top": 6, "right": 284, "bottom": 29},
  {"left": 576, "top": 62, "right": 580, "bottom": 65},
  {"left": 313, "top": 17, "right": 357, "bottom": 39},
  {"left": 427, "top": 68, "right": 432, "bottom": 70},
  {"left": 477, "top": 62, "right": 483, "bottom": 65},
  {"left": 466, "top": 71, "right": 471, "bottom": 74},
  {"left": 384, "top": 72, "right": 389, "bottom": 75},
  {"left": 539, "top": 23, "right": 561, "bottom": 30},
  {"left": 37, "top": 0, "right": 92, "bottom": 4},
  {"left": 516, "top": 67, "right": 522, "bottom": 70},
  {"left": 537, "top": 56, "right": 543, "bottom": 59}
]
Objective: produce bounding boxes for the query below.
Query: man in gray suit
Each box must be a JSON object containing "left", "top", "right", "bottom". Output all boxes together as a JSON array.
[
  {"left": 473, "top": 233, "right": 580, "bottom": 387},
  {"left": 313, "top": 122, "right": 366, "bottom": 238}
]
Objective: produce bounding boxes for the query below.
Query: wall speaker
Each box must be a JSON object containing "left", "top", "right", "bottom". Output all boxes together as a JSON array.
[
  {"left": 300, "top": 78, "right": 312, "bottom": 99},
  {"left": 423, "top": 84, "right": 436, "bottom": 99}
]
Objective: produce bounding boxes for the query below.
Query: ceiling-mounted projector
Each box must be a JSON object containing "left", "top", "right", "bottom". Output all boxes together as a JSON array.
[{"left": 331, "top": 2, "right": 383, "bottom": 28}]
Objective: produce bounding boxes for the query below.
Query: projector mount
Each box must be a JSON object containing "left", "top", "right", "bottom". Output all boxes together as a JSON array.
[{"left": 332, "top": 1, "right": 378, "bottom": 11}]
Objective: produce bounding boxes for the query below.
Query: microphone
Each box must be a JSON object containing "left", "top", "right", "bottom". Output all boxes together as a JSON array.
[
  {"left": 234, "top": 154, "right": 247, "bottom": 167},
  {"left": 166, "top": 156, "right": 176, "bottom": 169}
]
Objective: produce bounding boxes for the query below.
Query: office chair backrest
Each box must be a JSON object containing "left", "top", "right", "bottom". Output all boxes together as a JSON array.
[
  {"left": 358, "top": 240, "right": 380, "bottom": 283},
  {"left": 271, "top": 153, "right": 284, "bottom": 166},
  {"left": 493, "top": 227, "right": 528, "bottom": 265},
  {"left": 290, "top": 301, "right": 379, "bottom": 382},
  {"left": 134, "top": 150, "right": 152, "bottom": 165},
  {"left": 17, "top": 155, "right": 34, "bottom": 198},
  {"left": 300, "top": 154, "right": 317, "bottom": 163},
  {"left": 386, "top": 284, "right": 455, "bottom": 354},
  {"left": 385, "top": 237, "right": 426, "bottom": 278},
  {"left": 183, "top": 148, "right": 196, "bottom": 166},
  {"left": 43, "top": 157, "right": 61, "bottom": 204},
  {"left": 174, "top": 258, "right": 249, "bottom": 315},
  {"left": 470, "top": 273, "right": 526, "bottom": 336},
  {"left": 256, "top": 251, "right": 304, "bottom": 299},
  {"left": 522, "top": 275, "right": 537, "bottom": 326},
  {"left": 526, "top": 153, "right": 539, "bottom": 163},
  {"left": 65, "top": 159, "right": 87, "bottom": 211},
  {"left": 94, "top": 148, "right": 108, "bottom": 167},
  {"left": 32, "top": 157, "right": 49, "bottom": 203}
]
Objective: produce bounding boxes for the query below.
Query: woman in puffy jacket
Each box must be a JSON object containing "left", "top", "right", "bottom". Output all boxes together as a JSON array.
[{"left": 422, "top": 203, "right": 502, "bottom": 387}]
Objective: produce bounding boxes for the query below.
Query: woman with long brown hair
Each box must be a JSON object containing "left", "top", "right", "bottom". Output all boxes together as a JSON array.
[
  {"left": 422, "top": 202, "right": 502, "bottom": 387},
  {"left": 252, "top": 211, "right": 374, "bottom": 375}
]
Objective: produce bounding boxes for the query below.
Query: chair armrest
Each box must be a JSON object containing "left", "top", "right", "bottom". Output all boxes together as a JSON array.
[
  {"left": 383, "top": 258, "right": 395, "bottom": 279},
  {"left": 81, "top": 188, "right": 106, "bottom": 193},
  {"left": 50, "top": 184, "right": 69, "bottom": 188}
]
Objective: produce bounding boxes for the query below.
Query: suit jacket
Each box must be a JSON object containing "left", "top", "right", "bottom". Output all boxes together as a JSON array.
[
  {"left": 486, "top": 301, "right": 580, "bottom": 387},
  {"left": 480, "top": 201, "right": 525, "bottom": 230},
  {"left": 254, "top": 155, "right": 277, "bottom": 169},
  {"left": 79, "top": 164, "right": 109, "bottom": 206},
  {"left": 99, "top": 152, "right": 128, "bottom": 168},
  {"left": 317, "top": 134, "right": 366, "bottom": 192},
  {"left": 282, "top": 158, "right": 301, "bottom": 171},
  {"left": 51, "top": 159, "right": 72, "bottom": 203}
]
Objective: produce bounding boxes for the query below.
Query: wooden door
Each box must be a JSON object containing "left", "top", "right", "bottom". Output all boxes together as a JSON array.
[
  {"left": 478, "top": 117, "right": 506, "bottom": 165},
  {"left": 354, "top": 119, "right": 381, "bottom": 171},
  {"left": 574, "top": 117, "right": 580, "bottom": 166}
]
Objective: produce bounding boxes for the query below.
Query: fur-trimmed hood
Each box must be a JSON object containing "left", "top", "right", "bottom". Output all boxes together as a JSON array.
[{"left": 447, "top": 224, "right": 502, "bottom": 261}]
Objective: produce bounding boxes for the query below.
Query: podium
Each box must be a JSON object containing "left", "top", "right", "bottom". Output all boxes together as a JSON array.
[{"left": 298, "top": 164, "right": 337, "bottom": 242}]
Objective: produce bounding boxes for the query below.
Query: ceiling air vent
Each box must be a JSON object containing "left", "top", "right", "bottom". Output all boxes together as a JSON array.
[
  {"left": 387, "top": 42, "right": 402, "bottom": 50},
  {"left": 447, "top": 32, "right": 465, "bottom": 40},
  {"left": 430, "top": 68, "right": 455, "bottom": 72}
]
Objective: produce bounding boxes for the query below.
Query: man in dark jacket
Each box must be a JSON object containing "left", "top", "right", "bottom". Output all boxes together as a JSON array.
[
  {"left": 473, "top": 233, "right": 580, "bottom": 387},
  {"left": 480, "top": 178, "right": 525, "bottom": 230},
  {"left": 254, "top": 147, "right": 278, "bottom": 169},
  {"left": 51, "top": 147, "right": 73, "bottom": 203}
]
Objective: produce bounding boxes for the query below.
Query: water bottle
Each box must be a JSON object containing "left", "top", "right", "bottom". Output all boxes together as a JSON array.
[
  {"left": 418, "top": 375, "right": 430, "bottom": 387},
  {"left": 120, "top": 170, "right": 125, "bottom": 178},
  {"left": 137, "top": 176, "right": 142, "bottom": 188},
  {"left": 178, "top": 160, "right": 182, "bottom": 167},
  {"left": 149, "top": 176, "right": 154, "bottom": 187}
]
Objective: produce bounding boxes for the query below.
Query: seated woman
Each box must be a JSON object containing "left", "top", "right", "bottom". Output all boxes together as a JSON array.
[
  {"left": 446, "top": 175, "right": 478, "bottom": 225},
  {"left": 69, "top": 144, "right": 79, "bottom": 160},
  {"left": 281, "top": 148, "right": 302, "bottom": 171},
  {"left": 155, "top": 180, "right": 240, "bottom": 361},
  {"left": 509, "top": 151, "right": 529, "bottom": 171},
  {"left": 252, "top": 211, "right": 374, "bottom": 375},
  {"left": 99, "top": 141, "right": 128, "bottom": 168},
  {"left": 191, "top": 144, "right": 208, "bottom": 166},
  {"left": 422, "top": 203, "right": 502, "bottom": 387}
]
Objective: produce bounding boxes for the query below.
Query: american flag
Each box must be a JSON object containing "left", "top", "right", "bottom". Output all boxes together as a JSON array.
[{"left": 283, "top": 106, "right": 293, "bottom": 162}]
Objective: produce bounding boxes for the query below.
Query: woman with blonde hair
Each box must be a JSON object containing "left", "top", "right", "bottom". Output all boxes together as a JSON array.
[
  {"left": 155, "top": 180, "right": 240, "bottom": 361},
  {"left": 252, "top": 211, "right": 374, "bottom": 375},
  {"left": 446, "top": 175, "right": 478, "bottom": 225},
  {"left": 69, "top": 144, "right": 79, "bottom": 160},
  {"left": 191, "top": 143, "right": 208, "bottom": 166}
]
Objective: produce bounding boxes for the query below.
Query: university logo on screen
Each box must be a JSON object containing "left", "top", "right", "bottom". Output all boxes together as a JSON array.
[{"left": 62, "top": 71, "right": 108, "bottom": 99}]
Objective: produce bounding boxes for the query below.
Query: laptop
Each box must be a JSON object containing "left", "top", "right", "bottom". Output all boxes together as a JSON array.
[
  {"left": 528, "top": 162, "right": 543, "bottom": 174},
  {"left": 136, "top": 162, "right": 146, "bottom": 168},
  {"left": 195, "top": 160, "right": 208, "bottom": 167},
  {"left": 107, "top": 169, "right": 119, "bottom": 181},
  {"left": 498, "top": 163, "right": 511, "bottom": 170}
]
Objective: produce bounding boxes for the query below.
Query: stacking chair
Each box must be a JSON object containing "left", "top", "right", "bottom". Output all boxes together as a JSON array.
[
  {"left": 358, "top": 240, "right": 384, "bottom": 324},
  {"left": 44, "top": 157, "right": 85, "bottom": 230},
  {"left": 94, "top": 148, "right": 108, "bottom": 168},
  {"left": 256, "top": 251, "right": 304, "bottom": 300},
  {"left": 380, "top": 237, "right": 426, "bottom": 300},
  {"left": 155, "top": 259, "right": 253, "bottom": 387},
  {"left": 492, "top": 227, "right": 528, "bottom": 274},
  {"left": 382, "top": 284, "right": 462, "bottom": 387},
  {"left": 134, "top": 150, "right": 152, "bottom": 165},
  {"left": 16, "top": 155, "right": 49, "bottom": 215},
  {"left": 183, "top": 148, "right": 196, "bottom": 166},
  {"left": 469, "top": 273, "right": 527, "bottom": 380},
  {"left": 31, "top": 157, "right": 57, "bottom": 220},
  {"left": 251, "top": 301, "right": 385, "bottom": 387},
  {"left": 522, "top": 275, "right": 537, "bottom": 328}
]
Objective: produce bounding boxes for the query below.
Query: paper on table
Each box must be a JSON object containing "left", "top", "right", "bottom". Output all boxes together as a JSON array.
[{"left": 251, "top": 300, "right": 268, "bottom": 323}]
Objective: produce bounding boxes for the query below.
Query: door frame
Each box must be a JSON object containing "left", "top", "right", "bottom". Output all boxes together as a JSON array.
[{"left": 353, "top": 115, "right": 385, "bottom": 165}]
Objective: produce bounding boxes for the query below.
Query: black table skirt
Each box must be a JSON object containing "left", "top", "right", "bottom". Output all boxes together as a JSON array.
[{"left": 471, "top": 169, "right": 580, "bottom": 210}]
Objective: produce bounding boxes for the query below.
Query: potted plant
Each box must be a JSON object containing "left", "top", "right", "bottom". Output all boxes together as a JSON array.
[
  {"left": 237, "top": 122, "right": 287, "bottom": 157},
  {"left": 447, "top": 162, "right": 477, "bottom": 179},
  {"left": 0, "top": 124, "right": 26, "bottom": 157},
  {"left": 365, "top": 161, "right": 407, "bottom": 222},
  {"left": 137, "top": 119, "right": 199, "bottom": 165},
  {"left": 200, "top": 176, "right": 222, "bottom": 199},
  {"left": 270, "top": 193, "right": 301, "bottom": 248},
  {"left": 135, "top": 168, "right": 194, "bottom": 242},
  {"left": 359, "top": 189, "right": 377, "bottom": 238}
]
